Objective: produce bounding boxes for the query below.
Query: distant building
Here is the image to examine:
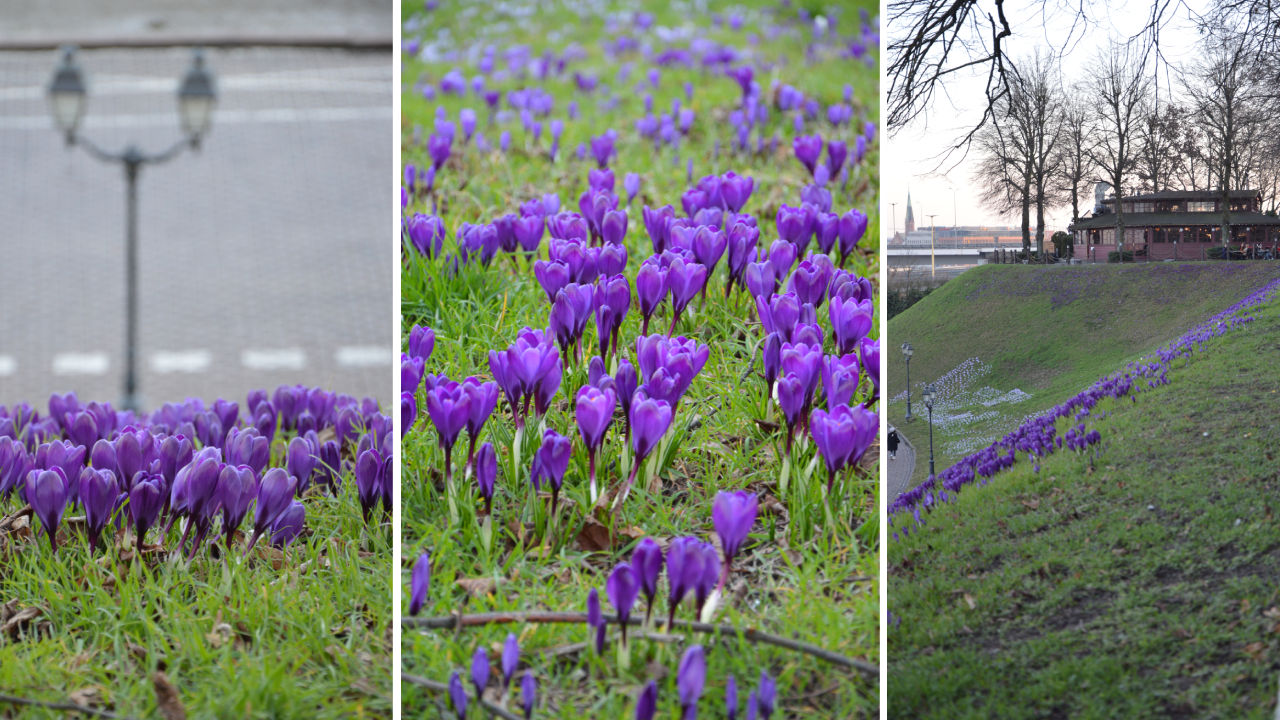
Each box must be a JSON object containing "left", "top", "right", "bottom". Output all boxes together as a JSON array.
[
  {"left": 904, "top": 190, "right": 915, "bottom": 233},
  {"left": 1069, "top": 186, "right": 1280, "bottom": 260},
  {"left": 900, "top": 226, "right": 1031, "bottom": 246}
]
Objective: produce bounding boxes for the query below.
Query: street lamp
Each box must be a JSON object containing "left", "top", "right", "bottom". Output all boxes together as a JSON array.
[
  {"left": 901, "top": 342, "right": 914, "bottom": 422},
  {"left": 926, "top": 214, "right": 940, "bottom": 279},
  {"left": 922, "top": 383, "right": 936, "bottom": 478},
  {"left": 49, "top": 46, "right": 216, "bottom": 412}
]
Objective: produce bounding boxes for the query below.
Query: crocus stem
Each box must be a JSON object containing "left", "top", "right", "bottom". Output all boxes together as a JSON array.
[
  {"left": 588, "top": 450, "right": 599, "bottom": 503},
  {"left": 829, "top": 467, "right": 838, "bottom": 495},
  {"left": 614, "top": 453, "right": 644, "bottom": 510},
  {"left": 641, "top": 314, "right": 650, "bottom": 336},
  {"left": 668, "top": 309, "right": 681, "bottom": 336},
  {"left": 779, "top": 452, "right": 792, "bottom": 498},
  {"left": 716, "top": 557, "right": 732, "bottom": 595}
]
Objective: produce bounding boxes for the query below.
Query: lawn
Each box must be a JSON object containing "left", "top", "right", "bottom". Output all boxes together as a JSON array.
[
  {"left": 0, "top": 394, "right": 393, "bottom": 719},
  {"left": 885, "top": 262, "right": 1280, "bottom": 490},
  {"left": 888, "top": 274, "right": 1280, "bottom": 718},
  {"left": 399, "top": 0, "right": 881, "bottom": 717}
]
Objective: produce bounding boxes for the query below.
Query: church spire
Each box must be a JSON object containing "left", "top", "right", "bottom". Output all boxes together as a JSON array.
[{"left": 904, "top": 188, "right": 916, "bottom": 233}]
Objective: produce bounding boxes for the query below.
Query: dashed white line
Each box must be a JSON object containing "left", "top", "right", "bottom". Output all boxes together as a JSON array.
[
  {"left": 53, "top": 352, "right": 109, "bottom": 376},
  {"left": 240, "top": 348, "right": 306, "bottom": 371},
  {"left": 151, "top": 350, "right": 212, "bottom": 374},
  {"left": 335, "top": 346, "right": 393, "bottom": 367},
  {"left": 0, "top": 356, "right": 15, "bottom": 376}
]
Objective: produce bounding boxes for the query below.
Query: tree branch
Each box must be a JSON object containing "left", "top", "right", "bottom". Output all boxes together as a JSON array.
[
  {"left": 402, "top": 611, "right": 879, "bottom": 681},
  {"left": 400, "top": 674, "right": 523, "bottom": 720}
]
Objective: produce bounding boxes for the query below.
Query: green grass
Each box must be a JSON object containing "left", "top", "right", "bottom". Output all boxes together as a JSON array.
[
  {"left": 0, "top": 450, "right": 392, "bottom": 719},
  {"left": 886, "top": 262, "right": 1280, "bottom": 489},
  {"left": 888, "top": 281, "right": 1280, "bottom": 718},
  {"left": 400, "top": 0, "right": 880, "bottom": 716}
]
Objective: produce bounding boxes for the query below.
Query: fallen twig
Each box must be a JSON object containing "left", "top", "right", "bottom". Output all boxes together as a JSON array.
[
  {"left": 0, "top": 693, "right": 141, "bottom": 720},
  {"left": 402, "top": 611, "right": 878, "bottom": 681},
  {"left": 401, "top": 673, "right": 522, "bottom": 720}
]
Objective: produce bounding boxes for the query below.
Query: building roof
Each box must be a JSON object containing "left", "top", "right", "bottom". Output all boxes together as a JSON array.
[
  {"left": 1070, "top": 210, "right": 1280, "bottom": 231},
  {"left": 1104, "top": 189, "right": 1260, "bottom": 203}
]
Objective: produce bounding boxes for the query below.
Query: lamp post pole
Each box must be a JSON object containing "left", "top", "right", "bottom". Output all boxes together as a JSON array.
[
  {"left": 901, "top": 342, "right": 914, "bottom": 422},
  {"left": 49, "top": 46, "right": 216, "bottom": 411},
  {"left": 923, "top": 384, "right": 937, "bottom": 477},
  {"left": 890, "top": 202, "right": 897, "bottom": 242},
  {"left": 926, "top": 214, "right": 940, "bottom": 279}
]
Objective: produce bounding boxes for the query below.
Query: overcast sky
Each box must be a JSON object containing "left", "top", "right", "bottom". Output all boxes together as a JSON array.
[{"left": 882, "top": 0, "right": 1211, "bottom": 239}]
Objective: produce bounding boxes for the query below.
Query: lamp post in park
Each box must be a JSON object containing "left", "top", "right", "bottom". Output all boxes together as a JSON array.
[
  {"left": 48, "top": 45, "right": 217, "bottom": 412},
  {"left": 901, "top": 342, "right": 914, "bottom": 422},
  {"left": 926, "top": 213, "right": 940, "bottom": 279},
  {"left": 922, "top": 383, "right": 936, "bottom": 478}
]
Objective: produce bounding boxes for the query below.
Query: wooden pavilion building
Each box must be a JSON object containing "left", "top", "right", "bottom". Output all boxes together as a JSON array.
[{"left": 1069, "top": 188, "right": 1280, "bottom": 261}]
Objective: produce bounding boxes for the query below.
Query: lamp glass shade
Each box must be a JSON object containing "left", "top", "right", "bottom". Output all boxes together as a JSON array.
[
  {"left": 177, "top": 50, "right": 216, "bottom": 139},
  {"left": 922, "top": 386, "right": 933, "bottom": 404},
  {"left": 48, "top": 47, "right": 86, "bottom": 134}
]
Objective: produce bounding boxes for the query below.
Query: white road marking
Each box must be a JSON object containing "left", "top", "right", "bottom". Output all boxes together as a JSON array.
[
  {"left": 53, "top": 352, "right": 109, "bottom": 375},
  {"left": 151, "top": 350, "right": 212, "bottom": 374},
  {"left": 0, "top": 356, "right": 15, "bottom": 376},
  {"left": 240, "top": 348, "right": 306, "bottom": 371},
  {"left": 335, "top": 346, "right": 393, "bottom": 367}
]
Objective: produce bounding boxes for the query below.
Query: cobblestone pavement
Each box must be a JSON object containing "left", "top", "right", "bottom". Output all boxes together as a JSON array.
[
  {"left": 0, "top": 46, "right": 395, "bottom": 412},
  {"left": 887, "top": 426, "right": 918, "bottom": 500}
]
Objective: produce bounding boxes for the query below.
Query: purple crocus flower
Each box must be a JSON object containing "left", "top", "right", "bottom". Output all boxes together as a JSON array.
[
  {"left": 410, "top": 550, "right": 430, "bottom": 616},
  {"left": 726, "top": 676, "right": 738, "bottom": 720},
  {"left": 401, "top": 391, "right": 418, "bottom": 436},
  {"left": 756, "top": 292, "right": 801, "bottom": 343},
  {"left": 631, "top": 536, "right": 663, "bottom": 624},
  {"left": 576, "top": 385, "right": 616, "bottom": 502},
  {"left": 787, "top": 255, "right": 834, "bottom": 308},
  {"left": 461, "top": 377, "right": 499, "bottom": 467},
  {"left": 811, "top": 404, "right": 879, "bottom": 492},
  {"left": 838, "top": 210, "right": 868, "bottom": 267},
  {"left": 725, "top": 222, "right": 760, "bottom": 296},
  {"left": 860, "top": 337, "right": 880, "bottom": 403},
  {"left": 601, "top": 210, "right": 628, "bottom": 246},
  {"left": 822, "top": 353, "right": 862, "bottom": 409},
  {"left": 793, "top": 134, "right": 823, "bottom": 176},
  {"left": 665, "top": 536, "right": 701, "bottom": 626},
  {"left": 531, "top": 429, "right": 572, "bottom": 516},
  {"left": 475, "top": 442, "right": 497, "bottom": 514},
  {"left": 691, "top": 227, "right": 728, "bottom": 298},
  {"left": 814, "top": 212, "right": 841, "bottom": 255},
  {"left": 617, "top": 397, "right": 673, "bottom": 507},
  {"left": 590, "top": 133, "right": 615, "bottom": 168},
  {"left": 587, "top": 587, "right": 606, "bottom": 655},
  {"left": 712, "top": 491, "right": 758, "bottom": 579},
  {"left": 776, "top": 205, "right": 813, "bottom": 255},
  {"left": 521, "top": 671, "right": 537, "bottom": 720},
  {"left": 666, "top": 256, "right": 708, "bottom": 334},
  {"left": 460, "top": 108, "right": 477, "bottom": 142},
  {"left": 514, "top": 214, "right": 546, "bottom": 255},
  {"left": 471, "top": 646, "right": 490, "bottom": 701},
  {"left": 502, "top": 634, "right": 520, "bottom": 688},
  {"left": 287, "top": 436, "right": 317, "bottom": 495},
  {"left": 270, "top": 500, "right": 305, "bottom": 548},
  {"left": 129, "top": 474, "right": 164, "bottom": 551},
  {"left": 425, "top": 379, "right": 472, "bottom": 483},
  {"left": 355, "top": 446, "right": 386, "bottom": 524},
  {"left": 216, "top": 464, "right": 256, "bottom": 549},
  {"left": 830, "top": 297, "right": 874, "bottom": 355},
  {"left": 720, "top": 171, "right": 754, "bottom": 212},
  {"left": 0, "top": 437, "right": 31, "bottom": 502},
  {"left": 79, "top": 467, "right": 118, "bottom": 554},
  {"left": 449, "top": 671, "right": 467, "bottom": 720},
  {"left": 247, "top": 467, "right": 295, "bottom": 555},
  {"left": 406, "top": 213, "right": 446, "bottom": 259},
  {"left": 827, "top": 140, "right": 848, "bottom": 178},
  {"left": 30, "top": 468, "right": 69, "bottom": 553},
  {"left": 428, "top": 133, "right": 452, "bottom": 170},
  {"left": 678, "top": 645, "right": 707, "bottom": 719},
  {"left": 757, "top": 672, "right": 776, "bottom": 719},
  {"left": 534, "top": 260, "right": 571, "bottom": 303},
  {"left": 606, "top": 562, "right": 640, "bottom": 644},
  {"left": 636, "top": 681, "right": 658, "bottom": 720},
  {"left": 635, "top": 261, "right": 669, "bottom": 335},
  {"left": 624, "top": 172, "right": 641, "bottom": 205},
  {"left": 642, "top": 204, "right": 675, "bottom": 254},
  {"left": 744, "top": 259, "right": 777, "bottom": 301}
]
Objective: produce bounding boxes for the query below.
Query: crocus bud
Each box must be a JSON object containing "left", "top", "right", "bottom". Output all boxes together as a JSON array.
[
  {"left": 30, "top": 468, "right": 69, "bottom": 553},
  {"left": 606, "top": 563, "right": 640, "bottom": 644},
  {"left": 624, "top": 172, "right": 641, "bottom": 205},
  {"left": 726, "top": 675, "right": 738, "bottom": 720},
  {"left": 449, "top": 671, "right": 467, "bottom": 720},
  {"left": 410, "top": 550, "right": 431, "bottom": 616},
  {"left": 757, "top": 671, "right": 776, "bottom": 719},
  {"left": 475, "top": 442, "right": 497, "bottom": 513},
  {"left": 355, "top": 447, "right": 384, "bottom": 524},
  {"left": 217, "top": 465, "right": 256, "bottom": 549},
  {"left": 270, "top": 500, "right": 306, "bottom": 548},
  {"left": 130, "top": 475, "right": 164, "bottom": 550},
  {"left": 287, "top": 436, "right": 317, "bottom": 495},
  {"left": 79, "top": 467, "right": 119, "bottom": 554},
  {"left": 678, "top": 645, "right": 707, "bottom": 718},
  {"left": 713, "top": 491, "right": 758, "bottom": 568},
  {"left": 502, "top": 633, "right": 520, "bottom": 688},
  {"left": 408, "top": 324, "right": 436, "bottom": 362},
  {"left": 636, "top": 681, "right": 658, "bottom": 720},
  {"left": 792, "top": 134, "right": 823, "bottom": 175},
  {"left": 247, "top": 467, "right": 296, "bottom": 554},
  {"left": 521, "top": 671, "right": 537, "bottom": 719},
  {"left": 471, "top": 646, "right": 490, "bottom": 701}
]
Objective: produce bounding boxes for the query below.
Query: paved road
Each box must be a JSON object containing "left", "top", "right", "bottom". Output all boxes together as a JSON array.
[
  {"left": 887, "top": 427, "right": 918, "bottom": 500},
  {"left": 0, "top": 46, "right": 395, "bottom": 412}
]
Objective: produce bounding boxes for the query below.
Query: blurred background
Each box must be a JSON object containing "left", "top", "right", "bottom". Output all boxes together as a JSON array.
[{"left": 0, "top": 0, "right": 394, "bottom": 412}]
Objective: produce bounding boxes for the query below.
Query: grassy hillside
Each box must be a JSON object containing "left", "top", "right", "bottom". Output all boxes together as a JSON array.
[
  {"left": 888, "top": 278, "right": 1280, "bottom": 718},
  {"left": 885, "top": 262, "right": 1280, "bottom": 489}
]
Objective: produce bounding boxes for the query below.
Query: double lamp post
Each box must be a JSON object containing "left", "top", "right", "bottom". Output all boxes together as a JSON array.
[
  {"left": 900, "top": 342, "right": 936, "bottom": 478},
  {"left": 48, "top": 45, "right": 217, "bottom": 412}
]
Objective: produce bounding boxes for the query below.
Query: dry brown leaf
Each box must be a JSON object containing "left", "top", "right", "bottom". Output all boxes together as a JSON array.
[
  {"left": 0, "top": 598, "right": 19, "bottom": 624},
  {"left": 1022, "top": 499, "right": 1040, "bottom": 510},
  {"left": 2, "top": 605, "right": 43, "bottom": 638},
  {"left": 963, "top": 593, "right": 977, "bottom": 610},
  {"left": 456, "top": 577, "right": 499, "bottom": 598},
  {"left": 152, "top": 671, "right": 186, "bottom": 720},
  {"left": 574, "top": 515, "right": 643, "bottom": 552},
  {"left": 1244, "top": 641, "right": 1267, "bottom": 661},
  {"left": 69, "top": 686, "right": 104, "bottom": 707},
  {"left": 1264, "top": 606, "right": 1280, "bottom": 620}
]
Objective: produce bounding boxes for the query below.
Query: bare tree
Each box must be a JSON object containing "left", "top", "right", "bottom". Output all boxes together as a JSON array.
[
  {"left": 1087, "top": 44, "right": 1151, "bottom": 259},
  {"left": 1133, "top": 102, "right": 1186, "bottom": 193},
  {"left": 1056, "top": 89, "right": 1093, "bottom": 225},
  {"left": 1183, "top": 26, "right": 1269, "bottom": 246}
]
